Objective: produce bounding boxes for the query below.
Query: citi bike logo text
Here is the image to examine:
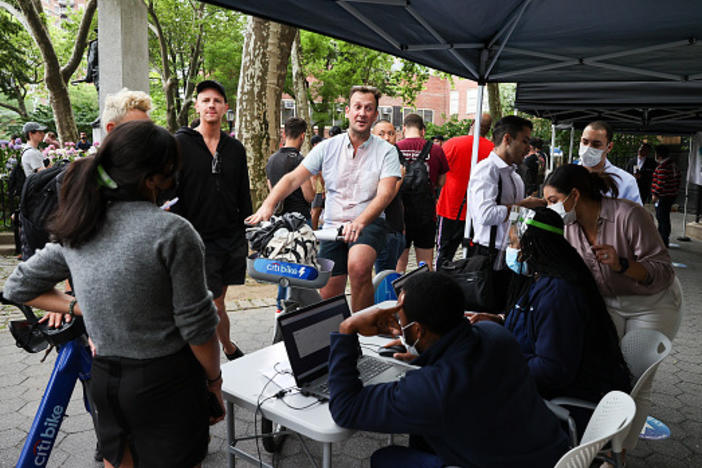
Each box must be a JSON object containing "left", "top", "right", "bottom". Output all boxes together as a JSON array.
[
  {"left": 33, "top": 404, "right": 64, "bottom": 465},
  {"left": 266, "top": 262, "right": 307, "bottom": 277}
]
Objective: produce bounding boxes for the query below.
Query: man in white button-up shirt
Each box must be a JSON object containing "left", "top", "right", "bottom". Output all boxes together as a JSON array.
[
  {"left": 577, "top": 120, "right": 642, "bottom": 205},
  {"left": 247, "top": 86, "right": 402, "bottom": 311},
  {"left": 467, "top": 116, "right": 546, "bottom": 251}
]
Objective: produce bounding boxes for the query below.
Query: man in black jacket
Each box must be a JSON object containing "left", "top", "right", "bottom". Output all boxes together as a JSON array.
[
  {"left": 329, "top": 271, "right": 569, "bottom": 467},
  {"left": 626, "top": 143, "right": 657, "bottom": 203},
  {"left": 173, "top": 80, "right": 252, "bottom": 360}
]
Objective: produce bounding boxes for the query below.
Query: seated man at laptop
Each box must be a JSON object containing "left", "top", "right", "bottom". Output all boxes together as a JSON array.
[{"left": 328, "top": 271, "right": 569, "bottom": 468}]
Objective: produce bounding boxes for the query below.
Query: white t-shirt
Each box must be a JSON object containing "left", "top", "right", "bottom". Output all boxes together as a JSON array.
[
  {"left": 302, "top": 133, "right": 402, "bottom": 227},
  {"left": 21, "top": 145, "right": 44, "bottom": 176}
]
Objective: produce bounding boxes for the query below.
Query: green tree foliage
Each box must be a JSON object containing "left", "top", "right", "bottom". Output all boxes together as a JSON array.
[
  {"left": 425, "top": 115, "right": 474, "bottom": 139},
  {"left": 0, "top": 9, "right": 42, "bottom": 117},
  {"left": 147, "top": 0, "right": 244, "bottom": 130},
  {"left": 298, "top": 31, "right": 430, "bottom": 132}
]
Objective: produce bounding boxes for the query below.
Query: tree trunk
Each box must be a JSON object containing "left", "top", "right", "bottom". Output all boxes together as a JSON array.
[
  {"left": 291, "top": 30, "right": 311, "bottom": 154},
  {"left": 15, "top": 0, "right": 95, "bottom": 144},
  {"left": 147, "top": 1, "right": 178, "bottom": 132},
  {"left": 487, "top": 82, "right": 503, "bottom": 122},
  {"left": 236, "top": 17, "right": 295, "bottom": 209}
]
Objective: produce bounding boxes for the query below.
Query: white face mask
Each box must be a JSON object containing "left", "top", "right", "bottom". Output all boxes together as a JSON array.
[
  {"left": 400, "top": 321, "right": 420, "bottom": 356},
  {"left": 549, "top": 201, "right": 577, "bottom": 225},
  {"left": 549, "top": 191, "right": 577, "bottom": 224},
  {"left": 579, "top": 143, "right": 604, "bottom": 167}
]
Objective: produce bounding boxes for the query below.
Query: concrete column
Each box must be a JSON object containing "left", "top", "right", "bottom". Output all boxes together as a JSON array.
[{"left": 96, "top": 0, "right": 149, "bottom": 140}]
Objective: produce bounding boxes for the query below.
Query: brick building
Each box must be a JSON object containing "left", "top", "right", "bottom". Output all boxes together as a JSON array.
[{"left": 41, "top": 0, "right": 87, "bottom": 19}]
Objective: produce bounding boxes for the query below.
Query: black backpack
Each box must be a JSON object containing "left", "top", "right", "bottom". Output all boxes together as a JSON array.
[
  {"left": 19, "top": 161, "right": 69, "bottom": 260},
  {"left": 7, "top": 149, "right": 29, "bottom": 199},
  {"left": 399, "top": 140, "right": 435, "bottom": 226}
]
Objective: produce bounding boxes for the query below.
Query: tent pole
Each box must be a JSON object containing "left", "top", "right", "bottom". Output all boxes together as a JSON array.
[
  {"left": 463, "top": 84, "right": 485, "bottom": 257},
  {"left": 678, "top": 135, "right": 694, "bottom": 242},
  {"left": 568, "top": 126, "right": 574, "bottom": 163},
  {"left": 550, "top": 123, "right": 556, "bottom": 172}
]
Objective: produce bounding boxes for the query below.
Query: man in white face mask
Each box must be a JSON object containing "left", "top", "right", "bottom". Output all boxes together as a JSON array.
[{"left": 578, "top": 121, "right": 642, "bottom": 205}]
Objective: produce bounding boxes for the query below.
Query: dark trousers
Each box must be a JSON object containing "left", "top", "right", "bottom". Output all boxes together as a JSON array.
[
  {"left": 656, "top": 197, "right": 675, "bottom": 246},
  {"left": 436, "top": 216, "right": 465, "bottom": 269}
]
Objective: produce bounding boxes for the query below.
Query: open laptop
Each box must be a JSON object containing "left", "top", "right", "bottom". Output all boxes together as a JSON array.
[{"left": 277, "top": 295, "right": 411, "bottom": 401}]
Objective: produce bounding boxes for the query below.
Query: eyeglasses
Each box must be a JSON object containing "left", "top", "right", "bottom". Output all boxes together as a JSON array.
[{"left": 211, "top": 152, "right": 221, "bottom": 174}]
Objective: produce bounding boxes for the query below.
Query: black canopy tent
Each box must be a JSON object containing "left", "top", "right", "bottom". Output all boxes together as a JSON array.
[
  {"left": 204, "top": 0, "right": 702, "bottom": 84},
  {"left": 203, "top": 0, "right": 702, "bottom": 244},
  {"left": 515, "top": 81, "right": 702, "bottom": 136}
]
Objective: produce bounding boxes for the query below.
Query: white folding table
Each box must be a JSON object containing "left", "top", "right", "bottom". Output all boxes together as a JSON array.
[{"left": 222, "top": 336, "right": 404, "bottom": 468}]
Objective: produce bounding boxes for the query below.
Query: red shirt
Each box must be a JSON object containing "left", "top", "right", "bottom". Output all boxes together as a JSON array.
[{"left": 436, "top": 135, "right": 494, "bottom": 220}]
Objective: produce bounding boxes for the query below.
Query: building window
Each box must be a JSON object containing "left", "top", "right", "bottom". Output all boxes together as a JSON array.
[
  {"left": 449, "top": 91, "right": 459, "bottom": 116},
  {"left": 466, "top": 88, "right": 489, "bottom": 115},
  {"left": 281, "top": 99, "right": 296, "bottom": 123},
  {"left": 402, "top": 107, "right": 433, "bottom": 125},
  {"left": 378, "top": 106, "right": 393, "bottom": 124}
]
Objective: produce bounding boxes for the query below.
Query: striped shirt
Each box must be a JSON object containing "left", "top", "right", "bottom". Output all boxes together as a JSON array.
[{"left": 651, "top": 158, "right": 681, "bottom": 198}]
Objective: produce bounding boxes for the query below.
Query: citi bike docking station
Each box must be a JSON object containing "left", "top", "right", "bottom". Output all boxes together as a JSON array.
[
  {"left": 0, "top": 293, "right": 94, "bottom": 468},
  {"left": 245, "top": 228, "right": 337, "bottom": 454},
  {"left": 244, "top": 226, "right": 403, "bottom": 454}
]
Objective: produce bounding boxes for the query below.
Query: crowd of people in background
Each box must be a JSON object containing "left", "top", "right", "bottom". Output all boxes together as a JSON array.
[{"left": 1, "top": 80, "right": 686, "bottom": 468}]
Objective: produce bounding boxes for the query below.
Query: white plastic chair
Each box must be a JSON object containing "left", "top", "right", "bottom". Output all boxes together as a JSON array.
[
  {"left": 618, "top": 328, "right": 672, "bottom": 449},
  {"left": 548, "top": 329, "right": 672, "bottom": 465},
  {"left": 620, "top": 328, "right": 671, "bottom": 400},
  {"left": 553, "top": 391, "right": 636, "bottom": 468}
]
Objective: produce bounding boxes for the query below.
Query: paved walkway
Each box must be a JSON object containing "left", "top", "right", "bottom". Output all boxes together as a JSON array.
[{"left": 0, "top": 212, "right": 700, "bottom": 467}]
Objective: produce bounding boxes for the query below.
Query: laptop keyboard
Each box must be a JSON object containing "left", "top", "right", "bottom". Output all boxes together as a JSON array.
[
  {"left": 311, "top": 358, "right": 394, "bottom": 397},
  {"left": 357, "top": 357, "right": 393, "bottom": 382}
]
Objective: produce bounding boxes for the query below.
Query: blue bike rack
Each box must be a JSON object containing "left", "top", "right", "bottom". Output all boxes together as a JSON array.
[{"left": 17, "top": 339, "right": 93, "bottom": 468}]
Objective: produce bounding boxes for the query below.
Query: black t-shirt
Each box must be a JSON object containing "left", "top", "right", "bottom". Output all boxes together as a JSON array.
[
  {"left": 383, "top": 146, "right": 404, "bottom": 233},
  {"left": 172, "top": 127, "right": 252, "bottom": 245},
  {"left": 266, "top": 147, "right": 310, "bottom": 220}
]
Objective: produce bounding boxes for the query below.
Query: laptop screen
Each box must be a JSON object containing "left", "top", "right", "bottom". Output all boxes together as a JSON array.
[
  {"left": 391, "top": 263, "right": 429, "bottom": 296},
  {"left": 278, "top": 295, "right": 351, "bottom": 386}
]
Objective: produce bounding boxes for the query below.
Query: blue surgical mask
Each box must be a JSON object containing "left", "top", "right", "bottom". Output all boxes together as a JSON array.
[{"left": 506, "top": 246, "right": 529, "bottom": 276}]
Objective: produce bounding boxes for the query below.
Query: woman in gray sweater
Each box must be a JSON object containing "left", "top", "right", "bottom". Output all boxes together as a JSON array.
[{"left": 4, "top": 120, "right": 222, "bottom": 468}]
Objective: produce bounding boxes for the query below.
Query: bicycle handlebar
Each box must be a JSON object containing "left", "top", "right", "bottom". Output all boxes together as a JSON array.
[
  {"left": 1, "top": 292, "right": 86, "bottom": 351},
  {"left": 0, "top": 292, "right": 38, "bottom": 323}
]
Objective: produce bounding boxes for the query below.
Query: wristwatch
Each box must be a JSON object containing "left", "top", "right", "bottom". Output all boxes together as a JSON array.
[{"left": 616, "top": 257, "right": 630, "bottom": 274}]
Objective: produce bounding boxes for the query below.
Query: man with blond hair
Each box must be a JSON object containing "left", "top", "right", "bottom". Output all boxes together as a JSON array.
[{"left": 101, "top": 88, "right": 152, "bottom": 132}]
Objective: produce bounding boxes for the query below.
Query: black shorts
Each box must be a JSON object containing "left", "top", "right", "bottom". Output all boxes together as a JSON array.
[
  {"left": 90, "top": 347, "right": 209, "bottom": 468},
  {"left": 404, "top": 220, "right": 436, "bottom": 249},
  {"left": 205, "top": 239, "right": 247, "bottom": 298},
  {"left": 319, "top": 218, "right": 387, "bottom": 276}
]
